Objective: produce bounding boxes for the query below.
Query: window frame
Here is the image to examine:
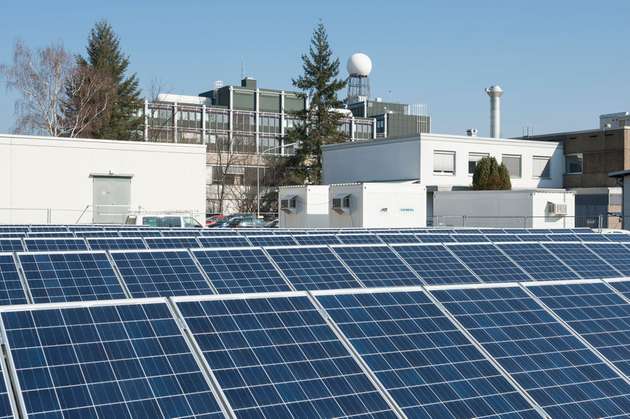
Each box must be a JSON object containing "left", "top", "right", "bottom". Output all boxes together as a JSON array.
[
  {"left": 532, "top": 156, "right": 551, "bottom": 179},
  {"left": 501, "top": 154, "right": 522, "bottom": 179},
  {"left": 565, "top": 153, "right": 584, "bottom": 175},
  {"left": 433, "top": 150, "right": 456, "bottom": 175},
  {"left": 468, "top": 152, "right": 489, "bottom": 175}
]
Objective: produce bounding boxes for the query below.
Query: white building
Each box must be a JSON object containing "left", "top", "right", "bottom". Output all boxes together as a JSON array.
[
  {"left": 0, "top": 134, "right": 206, "bottom": 224},
  {"left": 322, "top": 133, "right": 564, "bottom": 221},
  {"left": 278, "top": 185, "right": 330, "bottom": 228}
]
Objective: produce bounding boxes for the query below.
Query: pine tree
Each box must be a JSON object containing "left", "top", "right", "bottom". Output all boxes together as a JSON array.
[
  {"left": 473, "top": 157, "right": 511, "bottom": 190},
  {"left": 286, "top": 22, "right": 347, "bottom": 184},
  {"left": 70, "top": 21, "right": 142, "bottom": 140}
]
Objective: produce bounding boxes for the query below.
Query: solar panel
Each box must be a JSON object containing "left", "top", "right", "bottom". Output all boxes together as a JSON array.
[
  {"left": 238, "top": 229, "right": 272, "bottom": 236},
  {"left": 609, "top": 280, "right": 630, "bottom": 300},
  {"left": 24, "top": 238, "right": 88, "bottom": 252},
  {"left": 0, "top": 239, "right": 23, "bottom": 252},
  {"left": 545, "top": 233, "right": 582, "bottom": 242},
  {"left": 199, "top": 229, "right": 240, "bottom": 236},
  {"left": 527, "top": 281, "right": 630, "bottom": 376},
  {"left": 73, "top": 230, "right": 121, "bottom": 238},
  {"left": 479, "top": 228, "right": 508, "bottom": 234},
  {"left": 452, "top": 229, "right": 483, "bottom": 234},
  {"left": 575, "top": 234, "right": 610, "bottom": 242},
  {"left": 316, "top": 289, "right": 540, "bottom": 418},
  {"left": 0, "top": 226, "right": 29, "bottom": 233},
  {"left": 432, "top": 285, "right": 630, "bottom": 418},
  {"left": 27, "top": 232, "right": 76, "bottom": 238},
  {"left": 197, "top": 235, "right": 251, "bottom": 248},
  {"left": 145, "top": 237, "right": 201, "bottom": 249},
  {"left": 415, "top": 234, "right": 456, "bottom": 243},
  {"left": 585, "top": 243, "right": 630, "bottom": 276},
  {"left": 331, "top": 245, "right": 420, "bottom": 287},
  {"left": 175, "top": 294, "right": 397, "bottom": 418},
  {"left": 451, "top": 234, "right": 490, "bottom": 243},
  {"left": 336, "top": 234, "right": 383, "bottom": 245},
  {"left": 28, "top": 226, "right": 70, "bottom": 232},
  {"left": 160, "top": 229, "right": 203, "bottom": 237},
  {"left": 17, "top": 251, "right": 126, "bottom": 303},
  {"left": 392, "top": 244, "right": 480, "bottom": 285},
  {"left": 110, "top": 250, "right": 213, "bottom": 298},
  {"left": 0, "top": 254, "right": 29, "bottom": 305},
  {"left": 247, "top": 235, "right": 297, "bottom": 247},
  {"left": 191, "top": 248, "right": 290, "bottom": 294},
  {"left": 515, "top": 234, "right": 552, "bottom": 242},
  {"left": 504, "top": 229, "right": 530, "bottom": 234},
  {"left": 376, "top": 233, "right": 420, "bottom": 244},
  {"left": 602, "top": 234, "right": 630, "bottom": 242},
  {"left": 1, "top": 300, "right": 226, "bottom": 418},
  {"left": 572, "top": 228, "right": 595, "bottom": 234},
  {"left": 0, "top": 233, "right": 24, "bottom": 239},
  {"left": 0, "top": 323, "right": 18, "bottom": 417},
  {"left": 543, "top": 243, "right": 622, "bottom": 279},
  {"left": 87, "top": 237, "right": 147, "bottom": 251},
  {"left": 67, "top": 225, "right": 104, "bottom": 231},
  {"left": 529, "top": 229, "right": 553, "bottom": 234},
  {"left": 266, "top": 246, "right": 362, "bottom": 290},
  {"left": 447, "top": 244, "right": 530, "bottom": 283},
  {"left": 484, "top": 234, "right": 522, "bottom": 242},
  {"left": 293, "top": 234, "right": 341, "bottom": 245},
  {"left": 119, "top": 230, "right": 162, "bottom": 237},
  {"left": 497, "top": 243, "right": 579, "bottom": 281}
]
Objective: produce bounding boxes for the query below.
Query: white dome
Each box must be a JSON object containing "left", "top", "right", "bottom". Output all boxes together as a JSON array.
[{"left": 347, "top": 53, "right": 372, "bottom": 76}]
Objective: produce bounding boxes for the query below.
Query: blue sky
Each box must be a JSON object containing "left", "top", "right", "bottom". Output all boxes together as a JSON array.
[{"left": 1, "top": 0, "right": 629, "bottom": 137}]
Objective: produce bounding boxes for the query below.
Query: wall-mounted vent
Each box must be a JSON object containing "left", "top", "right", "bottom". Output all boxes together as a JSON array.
[
  {"left": 280, "top": 196, "right": 297, "bottom": 213},
  {"left": 332, "top": 194, "right": 351, "bottom": 213},
  {"left": 548, "top": 202, "right": 568, "bottom": 216}
]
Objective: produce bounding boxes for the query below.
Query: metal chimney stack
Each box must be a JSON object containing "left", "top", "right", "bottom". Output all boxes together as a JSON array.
[{"left": 485, "top": 85, "right": 503, "bottom": 138}]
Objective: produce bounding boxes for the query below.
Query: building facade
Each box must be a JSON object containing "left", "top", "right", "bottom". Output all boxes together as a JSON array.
[{"left": 519, "top": 126, "right": 630, "bottom": 228}]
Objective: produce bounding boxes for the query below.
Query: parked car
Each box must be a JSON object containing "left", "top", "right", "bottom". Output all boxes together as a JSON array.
[
  {"left": 124, "top": 214, "right": 203, "bottom": 228},
  {"left": 265, "top": 219, "right": 279, "bottom": 228},
  {"left": 205, "top": 214, "right": 224, "bottom": 227},
  {"left": 213, "top": 213, "right": 266, "bottom": 228}
]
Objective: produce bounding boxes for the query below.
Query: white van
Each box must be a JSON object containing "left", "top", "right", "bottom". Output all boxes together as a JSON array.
[{"left": 124, "top": 214, "right": 203, "bottom": 228}]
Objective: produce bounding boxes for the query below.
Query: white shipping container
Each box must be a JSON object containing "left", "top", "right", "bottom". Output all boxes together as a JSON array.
[
  {"left": 278, "top": 185, "right": 330, "bottom": 228},
  {"left": 329, "top": 183, "right": 426, "bottom": 228},
  {"left": 433, "top": 190, "right": 575, "bottom": 228}
]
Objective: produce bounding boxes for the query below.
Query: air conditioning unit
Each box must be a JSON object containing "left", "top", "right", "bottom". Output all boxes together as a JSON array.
[
  {"left": 548, "top": 202, "right": 568, "bottom": 216},
  {"left": 332, "top": 194, "right": 351, "bottom": 213},
  {"left": 280, "top": 196, "right": 297, "bottom": 213}
]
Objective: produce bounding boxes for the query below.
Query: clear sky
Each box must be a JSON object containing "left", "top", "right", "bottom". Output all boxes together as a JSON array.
[{"left": 1, "top": 0, "right": 629, "bottom": 138}]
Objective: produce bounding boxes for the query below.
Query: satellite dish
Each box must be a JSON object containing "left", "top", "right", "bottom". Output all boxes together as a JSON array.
[{"left": 347, "top": 53, "right": 372, "bottom": 77}]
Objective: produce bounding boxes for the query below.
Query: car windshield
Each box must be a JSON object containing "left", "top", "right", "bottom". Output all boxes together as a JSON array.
[
  {"left": 142, "top": 216, "right": 182, "bottom": 227},
  {"left": 183, "top": 217, "right": 202, "bottom": 228}
]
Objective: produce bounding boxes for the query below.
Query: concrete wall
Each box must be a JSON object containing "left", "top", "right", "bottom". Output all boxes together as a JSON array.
[
  {"left": 322, "top": 133, "right": 563, "bottom": 189},
  {"left": 433, "top": 190, "right": 575, "bottom": 228},
  {"left": 0, "top": 134, "right": 206, "bottom": 224},
  {"left": 278, "top": 185, "right": 329, "bottom": 228},
  {"left": 329, "top": 183, "right": 426, "bottom": 228}
]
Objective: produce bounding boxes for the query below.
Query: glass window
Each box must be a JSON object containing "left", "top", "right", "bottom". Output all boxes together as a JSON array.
[
  {"left": 566, "top": 153, "right": 583, "bottom": 174},
  {"left": 533, "top": 156, "right": 551, "bottom": 178},
  {"left": 468, "top": 153, "right": 489, "bottom": 174},
  {"left": 502, "top": 154, "right": 521, "bottom": 178},
  {"left": 434, "top": 151, "right": 455, "bottom": 174},
  {"left": 183, "top": 217, "right": 201, "bottom": 228}
]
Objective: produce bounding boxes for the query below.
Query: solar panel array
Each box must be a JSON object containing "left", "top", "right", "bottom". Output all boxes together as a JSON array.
[{"left": 0, "top": 224, "right": 628, "bottom": 417}]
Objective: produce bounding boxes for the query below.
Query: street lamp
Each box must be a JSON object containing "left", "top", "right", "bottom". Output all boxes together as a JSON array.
[{"left": 256, "top": 141, "right": 298, "bottom": 217}]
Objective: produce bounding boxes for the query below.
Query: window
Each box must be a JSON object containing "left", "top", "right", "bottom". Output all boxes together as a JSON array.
[
  {"left": 468, "top": 153, "right": 489, "bottom": 174},
  {"left": 566, "top": 153, "right": 583, "bottom": 174},
  {"left": 433, "top": 151, "right": 455, "bottom": 174},
  {"left": 533, "top": 156, "right": 551, "bottom": 178},
  {"left": 502, "top": 154, "right": 521, "bottom": 178}
]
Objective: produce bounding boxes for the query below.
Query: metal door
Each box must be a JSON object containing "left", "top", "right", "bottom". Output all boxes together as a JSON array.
[{"left": 92, "top": 176, "right": 131, "bottom": 223}]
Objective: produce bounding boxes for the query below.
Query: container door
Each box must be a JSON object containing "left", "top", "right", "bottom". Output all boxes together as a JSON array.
[{"left": 92, "top": 176, "right": 131, "bottom": 224}]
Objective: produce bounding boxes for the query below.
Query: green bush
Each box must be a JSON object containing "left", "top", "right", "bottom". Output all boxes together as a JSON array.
[{"left": 472, "top": 156, "right": 511, "bottom": 190}]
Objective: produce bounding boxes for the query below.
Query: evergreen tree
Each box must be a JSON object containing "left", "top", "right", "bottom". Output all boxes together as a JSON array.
[
  {"left": 473, "top": 156, "right": 511, "bottom": 190},
  {"left": 68, "top": 21, "right": 142, "bottom": 140},
  {"left": 285, "top": 22, "right": 347, "bottom": 184}
]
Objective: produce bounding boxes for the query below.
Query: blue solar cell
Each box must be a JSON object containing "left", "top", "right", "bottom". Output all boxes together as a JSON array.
[
  {"left": 145, "top": 237, "right": 201, "bottom": 249},
  {"left": 336, "top": 234, "right": 383, "bottom": 244},
  {"left": 602, "top": 234, "right": 630, "bottom": 243},
  {"left": 451, "top": 234, "right": 489, "bottom": 243},
  {"left": 415, "top": 234, "right": 456, "bottom": 243},
  {"left": 24, "top": 238, "right": 88, "bottom": 252},
  {"left": 27, "top": 232, "right": 76, "bottom": 238},
  {"left": 479, "top": 229, "right": 508, "bottom": 234},
  {"left": 28, "top": 226, "right": 69, "bottom": 232},
  {"left": 87, "top": 238, "right": 147, "bottom": 251},
  {"left": 111, "top": 250, "right": 213, "bottom": 298},
  {"left": 575, "top": 234, "right": 610, "bottom": 242},
  {"left": 392, "top": 244, "right": 479, "bottom": 285},
  {"left": 484, "top": 234, "right": 522, "bottom": 242},
  {"left": 447, "top": 244, "right": 530, "bottom": 283},
  {"left": 160, "top": 229, "right": 203, "bottom": 237},
  {"left": 192, "top": 248, "right": 289, "bottom": 294},
  {"left": 119, "top": 230, "right": 162, "bottom": 237},
  {"left": 528, "top": 281, "right": 630, "bottom": 376},
  {"left": 504, "top": 229, "right": 530, "bottom": 234},
  {"left": 572, "top": 228, "right": 595, "bottom": 234},
  {"left": 18, "top": 251, "right": 126, "bottom": 303},
  {"left": 293, "top": 234, "right": 341, "bottom": 245},
  {"left": 0, "top": 233, "right": 24, "bottom": 239},
  {"left": 529, "top": 229, "right": 553, "bottom": 234},
  {"left": 608, "top": 280, "right": 630, "bottom": 299},
  {"left": 0, "top": 345, "right": 17, "bottom": 417},
  {"left": 67, "top": 225, "right": 104, "bottom": 231},
  {"left": 198, "top": 235, "right": 251, "bottom": 248},
  {"left": 545, "top": 234, "right": 582, "bottom": 242},
  {"left": 238, "top": 230, "right": 272, "bottom": 236},
  {"left": 0, "top": 239, "right": 23, "bottom": 252},
  {"left": 0, "top": 254, "right": 28, "bottom": 305},
  {"left": 515, "top": 234, "right": 552, "bottom": 242},
  {"left": 432, "top": 285, "right": 630, "bottom": 418},
  {"left": 543, "top": 243, "right": 621, "bottom": 279},
  {"left": 73, "top": 230, "right": 121, "bottom": 238},
  {"left": 199, "top": 229, "right": 241, "bottom": 236},
  {"left": 497, "top": 243, "right": 579, "bottom": 281},
  {"left": 376, "top": 233, "right": 420, "bottom": 244},
  {"left": 586, "top": 243, "right": 630, "bottom": 276},
  {"left": 266, "top": 246, "right": 362, "bottom": 290},
  {"left": 317, "top": 290, "right": 540, "bottom": 418},
  {"left": 247, "top": 235, "right": 297, "bottom": 247},
  {"left": 332, "top": 245, "right": 420, "bottom": 287},
  {"left": 175, "top": 295, "right": 397, "bottom": 418},
  {"left": 1, "top": 301, "right": 225, "bottom": 418},
  {"left": 452, "top": 229, "right": 483, "bottom": 234}
]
